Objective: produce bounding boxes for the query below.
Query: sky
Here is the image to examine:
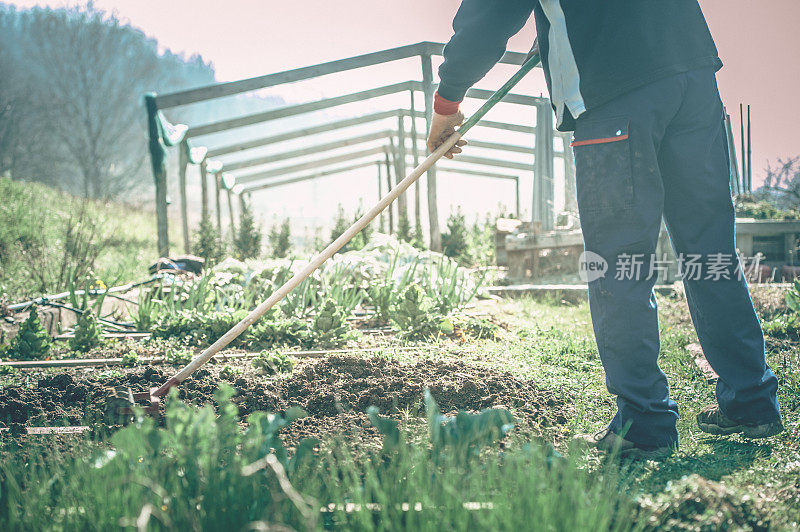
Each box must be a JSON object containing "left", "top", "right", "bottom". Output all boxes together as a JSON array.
[{"left": 8, "top": 0, "right": 800, "bottom": 231}]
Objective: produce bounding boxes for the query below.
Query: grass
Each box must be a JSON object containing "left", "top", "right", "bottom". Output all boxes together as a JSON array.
[
  {"left": 0, "top": 177, "right": 157, "bottom": 300},
  {"left": 0, "top": 387, "right": 638, "bottom": 531},
  {"left": 1, "top": 287, "right": 798, "bottom": 529}
]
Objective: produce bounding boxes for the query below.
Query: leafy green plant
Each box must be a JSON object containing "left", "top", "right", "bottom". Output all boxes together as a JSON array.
[
  {"left": 0, "top": 385, "right": 637, "bottom": 531},
  {"left": 762, "top": 314, "right": 800, "bottom": 339},
  {"left": 152, "top": 310, "right": 247, "bottom": 347},
  {"left": 422, "top": 256, "right": 485, "bottom": 315},
  {"left": 763, "top": 280, "right": 800, "bottom": 338},
  {"left": 319, "top": 263, "right": 365, "bottom": 314},
  {"left": 424, "top": 388, "right": 515, "bottom": 463},
  {"left": 69, "top": 312, "right": 102, "bottom": 352},
  {"left": 128, "top": 289, "right": 161, "bottom": 331},
  {"left": 120, "top": 351, "right": 142, "bottom": 367},
  {"left": 310, "top": 299, "right": 354, "bottom": 349},
  {"left": 219, "top": 364, "right": 242, "bottom": 380},
  {"left": 8, "top": 308, "right": 51, "bottom": 360},
  {"left": 366, "top": 251, "right": 418, "bottom": 324},
  {"left": 786, "top": 279, "right": 800, "bottom": 314},
  {"left": 252, "top": 350, "right": 294, "bottom": 375},
  {"left": 280, "top": 276, "right": 318, "bottom": 319},
  {"left": 0, "top": 361, "right": 16, "bottom": 375},
  {"left": 250, "top": 314, "right": 312, "bottom": 349},
  {"left": 164, "top": 346, "right": 193, "bottom": 365},
  {"left": 390, "top": 285, "right": 452, "bottom": 340},
  {"left": 469, "top": 213, "right": 497, "bottom": 266}
]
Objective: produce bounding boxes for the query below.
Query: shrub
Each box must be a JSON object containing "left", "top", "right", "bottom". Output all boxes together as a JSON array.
[
  {"left": 396, "top": 214, "right": 412, "bottom": 243},
  {"left": 469, "top": 214, "right": 496, "bottom": 266},
  {"left": 441, "top": 208, "right": 472, "bottom": 265},
  {"left": 268, "top": 218, "right": 291, "bottom": 258},
  {"left": 233, "top": 199, "right": 262, "bottom": 259},
  {"left": 735, "top": 194, "right": 799, "bottom": 220},
  {"left": 193, "top": 217, "right": 226, "bottom": 263},
  {"left": 330, "top": 204, "right": 372, "bottom": 252},
  {"left": 8, "top": 308, "right": 51, "bottom": 360},
  {"left": 69, "top": 312, "right": 102, "bottom": 353},
  {"left": 252, "top": 350, "right": 294, "bottom": 375}
]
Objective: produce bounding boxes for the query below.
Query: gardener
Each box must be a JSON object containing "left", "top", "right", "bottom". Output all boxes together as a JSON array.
[{"left": 427, "top": 0, "right": 783, "bottom": 460}]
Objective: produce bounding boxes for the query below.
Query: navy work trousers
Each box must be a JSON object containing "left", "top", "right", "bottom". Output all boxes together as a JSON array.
[{"left": 571, "top": 67, "right": 781, "bottom": 448}]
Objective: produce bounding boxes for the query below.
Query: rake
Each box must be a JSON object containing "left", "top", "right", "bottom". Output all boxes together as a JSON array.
[{"left": 108, "top": 51, "right": 543, "bottom": 421}]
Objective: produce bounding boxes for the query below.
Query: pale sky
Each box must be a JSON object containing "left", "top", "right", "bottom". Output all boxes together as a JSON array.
[{"left": 8, "top": 0, "right": 800, "bottom": 233}]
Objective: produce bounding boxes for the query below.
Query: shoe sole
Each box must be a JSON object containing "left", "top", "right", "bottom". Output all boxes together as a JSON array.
[{"left": 698, "top": 421, "right": 784, "bottom": 439}]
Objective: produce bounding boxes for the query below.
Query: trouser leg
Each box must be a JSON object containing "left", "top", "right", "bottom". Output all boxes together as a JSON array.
[
  {"left": 657, "top": 68, "right": 781, "bottom": 425},
  {"left": 572, "top": 75, "right": 685, "bottom": 448}
]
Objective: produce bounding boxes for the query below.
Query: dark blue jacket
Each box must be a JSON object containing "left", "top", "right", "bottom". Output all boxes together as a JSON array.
[{"left": 437, "top": 0, "right": 722, "bottom": 131}]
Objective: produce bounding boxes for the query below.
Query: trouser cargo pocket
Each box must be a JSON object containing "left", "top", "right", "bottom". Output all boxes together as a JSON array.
[{"left": 571, "top": 117, "right": 633, "bottom": 221}]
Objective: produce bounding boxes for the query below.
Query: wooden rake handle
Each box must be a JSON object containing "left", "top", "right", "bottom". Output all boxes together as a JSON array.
[{"left": 152, "top": 53, "right": 542, "bottom": 397}]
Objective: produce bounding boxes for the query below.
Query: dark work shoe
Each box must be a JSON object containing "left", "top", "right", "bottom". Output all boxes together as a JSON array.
[
  {"left": 576, "top": 429, "right": 673, "bottom": 461},
  {"left": 696, "top": 405, "right": 784, "bottom": 439}
]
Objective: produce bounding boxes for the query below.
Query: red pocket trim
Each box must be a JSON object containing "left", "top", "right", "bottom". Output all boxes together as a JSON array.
[{"left": 570, "top": 134, "right": 629, "bottom": 147}]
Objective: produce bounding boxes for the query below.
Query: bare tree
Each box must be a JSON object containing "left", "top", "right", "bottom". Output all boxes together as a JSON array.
[
  {"left": 1, "top": 2, "right": 214, "bottom": 198},
  {"left": 762, "top": 156, "right": 800, "bottom": 211}
]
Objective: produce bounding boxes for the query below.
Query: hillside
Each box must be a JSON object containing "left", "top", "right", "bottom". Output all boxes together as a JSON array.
[{"left": 0, "top": 177, "right": 157, "bottom": 301}]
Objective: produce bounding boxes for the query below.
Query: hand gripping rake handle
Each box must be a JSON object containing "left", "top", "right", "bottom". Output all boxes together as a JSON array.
[{"left": 150, "top": 53, "right": 542, "bottom": 398}]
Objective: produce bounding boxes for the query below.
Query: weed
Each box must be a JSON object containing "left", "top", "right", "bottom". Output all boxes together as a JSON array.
[{"left": 458, "top": 316, "right": 500, "bottom": 340}]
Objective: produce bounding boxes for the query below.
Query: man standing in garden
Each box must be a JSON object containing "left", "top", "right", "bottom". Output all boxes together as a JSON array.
[{"left": 427, "top": 0, "right": 783, "bottom": 460}]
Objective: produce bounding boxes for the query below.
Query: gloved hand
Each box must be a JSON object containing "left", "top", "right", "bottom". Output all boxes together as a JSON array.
[{"left": 426, "top": 110, "right": 468, "bottom": 159}]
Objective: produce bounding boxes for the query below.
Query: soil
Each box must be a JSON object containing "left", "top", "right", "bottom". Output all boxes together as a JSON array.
[{"left": 0, "top": 355, "right": 573, "bottom": 447}]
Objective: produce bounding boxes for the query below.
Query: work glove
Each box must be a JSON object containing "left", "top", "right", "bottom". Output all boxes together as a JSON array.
[{"left": 426, "top": 110, "right": 467, "bottom": 159}]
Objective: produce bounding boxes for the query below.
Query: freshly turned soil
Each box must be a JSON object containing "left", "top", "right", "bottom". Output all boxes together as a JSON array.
[{"left": 0, "top": 355, "right": 572, "bottom": 445}]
